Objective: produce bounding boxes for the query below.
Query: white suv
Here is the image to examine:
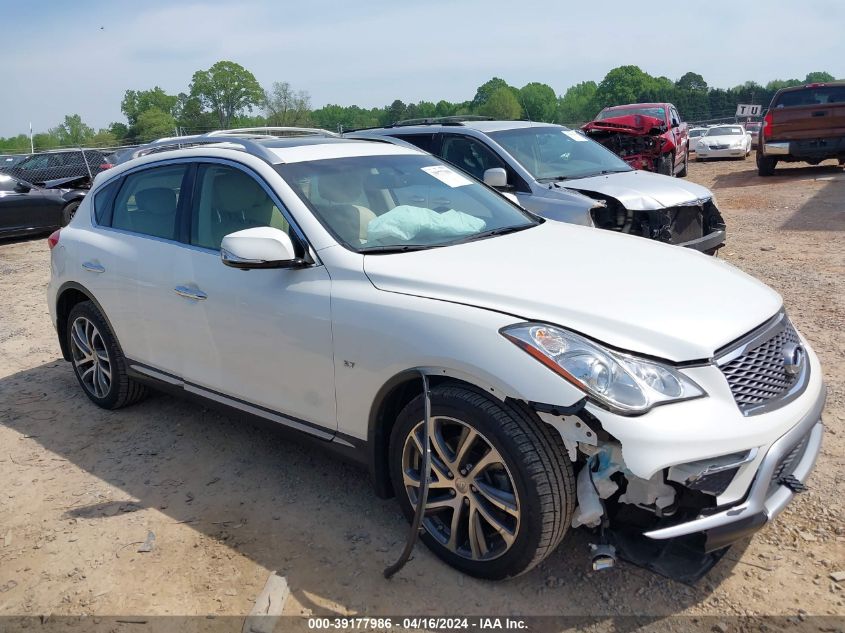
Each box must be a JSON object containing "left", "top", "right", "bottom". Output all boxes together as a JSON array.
[{"left": 47, "top": 133, "right": 825, "bottom": 580}]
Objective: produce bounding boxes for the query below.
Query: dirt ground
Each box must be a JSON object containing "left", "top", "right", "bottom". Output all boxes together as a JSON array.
[{"left": 0, "top": 156, "right": 843, "bottom": 627}]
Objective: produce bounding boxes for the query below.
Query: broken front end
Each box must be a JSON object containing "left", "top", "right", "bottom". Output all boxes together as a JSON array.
[
  {"left": 582, "top": 114, "right": 669, "bottom": 173},
  {"left": 578, "top": 191, "right": 726, "bottom": 254}
]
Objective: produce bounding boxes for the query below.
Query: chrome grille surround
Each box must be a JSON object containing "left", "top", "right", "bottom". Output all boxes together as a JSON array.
[{"left": 715, "top": 311, "right": 810, "bottom": 416}]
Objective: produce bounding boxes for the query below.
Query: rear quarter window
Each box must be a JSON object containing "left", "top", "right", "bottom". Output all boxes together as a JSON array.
[{"left": 93, "top": 179, "right": 121, "bottom": 225}]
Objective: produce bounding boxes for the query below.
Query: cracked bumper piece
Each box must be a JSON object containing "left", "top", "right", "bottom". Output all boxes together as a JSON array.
[{"left": 644, "top": 385, "right": 825, "bottom": 551}]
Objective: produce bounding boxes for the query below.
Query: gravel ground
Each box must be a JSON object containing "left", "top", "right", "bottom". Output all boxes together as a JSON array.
[{"left": 0, "top": 156, "right": 843, "bottom": 627}]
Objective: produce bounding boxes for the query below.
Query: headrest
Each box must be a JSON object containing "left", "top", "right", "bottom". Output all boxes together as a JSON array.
[
  {"left": 317, "top": 171, "right": 364, "bottom": 203},
  {"left": 213, "top": 171, "right": 268, "bottom": 213},
  {"left": 135, "top": 188, "right": 177, "bottom": 214}
]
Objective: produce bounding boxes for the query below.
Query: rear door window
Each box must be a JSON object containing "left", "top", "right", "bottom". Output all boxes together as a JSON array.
[
  {"left": 111, "top": 164, "right": 188, "bottom": 241},
  {"left": 392, "top": 133, "right": 437, "bottom": 153}
]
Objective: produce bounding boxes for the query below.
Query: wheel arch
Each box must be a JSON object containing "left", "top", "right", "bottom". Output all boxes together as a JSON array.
[
  {"left": 55, "top": 281, "right": 118, "bottom": 362},
  {"left": 367, "top": 367, "right": 514, "bottom": 499}
]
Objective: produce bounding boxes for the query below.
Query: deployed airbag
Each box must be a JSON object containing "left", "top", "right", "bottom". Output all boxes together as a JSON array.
[{"left": 366, "top": 205, "right": 485, "bottom": 244}]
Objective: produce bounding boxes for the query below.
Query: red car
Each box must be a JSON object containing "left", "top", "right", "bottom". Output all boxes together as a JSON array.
[{"left": 582, "top": 103, "right": 689, "bottom": 177}]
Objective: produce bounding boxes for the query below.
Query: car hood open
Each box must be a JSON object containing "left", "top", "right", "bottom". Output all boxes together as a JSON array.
[
  {"left": 363, "top": 221, "right": 781, "bottom": 362},
  {"left": 563, "top": 169, "right": 714, "bottom": 210}
]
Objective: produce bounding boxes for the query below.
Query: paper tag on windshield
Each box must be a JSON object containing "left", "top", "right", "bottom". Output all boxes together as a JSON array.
[
  {"left": 563, "top": 130, "right": 588, "bottom": 142},
  {"left": 421, "top": 165, "right": 472, "bottom": 187}
]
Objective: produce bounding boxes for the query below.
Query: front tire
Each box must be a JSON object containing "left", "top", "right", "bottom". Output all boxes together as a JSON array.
[
  {"left": 67, "top": 301, "right": 148, "bottom": 409},
  {"left": 657, "top": 152, "right": 674, "bottom": 176},
  {"left": 388, "top": 383, "right": 574, "bottom": 579}
]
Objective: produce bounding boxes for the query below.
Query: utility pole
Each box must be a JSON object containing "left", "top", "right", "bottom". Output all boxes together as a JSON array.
[{"left": 29, "top": 122, "right": 34, "bottom": 153}]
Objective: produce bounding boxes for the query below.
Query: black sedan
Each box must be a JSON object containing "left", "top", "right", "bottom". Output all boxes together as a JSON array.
[{"left": 0, "top": 173, "right": 85, "bottom": 239}]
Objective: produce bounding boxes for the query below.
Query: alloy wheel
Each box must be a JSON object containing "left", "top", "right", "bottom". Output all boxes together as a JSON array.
[
  {"left": 70, "top": 316, "right": 112, "bottom": 398},
  {"left": 401, "top": 416, "right": 520, "bottom": 561}
]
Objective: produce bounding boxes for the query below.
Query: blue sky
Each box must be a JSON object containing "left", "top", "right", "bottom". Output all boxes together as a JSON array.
[{"left": 0, "top": 0, "right": 843, "bottom": 137}]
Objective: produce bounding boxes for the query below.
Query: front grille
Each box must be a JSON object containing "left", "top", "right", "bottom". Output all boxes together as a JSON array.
[
  {"left": 666, "top": 206, "right": 704, "bottom": 243},
  {"left": 720, "top": 319, "right": 802, "bottom": 412}
]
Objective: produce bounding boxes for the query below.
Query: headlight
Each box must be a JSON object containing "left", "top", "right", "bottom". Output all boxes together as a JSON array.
[
  {"left": 731, "top": 139, "right": 743, "bottom": 148},
  {"left": 502, "top": 324, "right": 705, "bottom": 415}
]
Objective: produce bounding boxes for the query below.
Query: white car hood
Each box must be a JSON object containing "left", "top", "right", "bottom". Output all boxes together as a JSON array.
[
  {"left": 563, "top": 169, "right": 713, "bottom": 210},
  {"left": 363, "top": 222, "right": 782, "bottom": 362},
  {"left": 701, "top": 135, "right": 744, "bottom": 145}
]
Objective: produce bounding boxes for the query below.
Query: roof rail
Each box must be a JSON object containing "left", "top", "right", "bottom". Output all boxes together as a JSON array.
[
  {"left": 130, "top": 135, "right": 281, "bottom": 164},
  {"left": 389, "top": 115, "right": 495, "bottom": 128},
  {"left": 207, "top": 126, "right": 338, "bottom": 138}
]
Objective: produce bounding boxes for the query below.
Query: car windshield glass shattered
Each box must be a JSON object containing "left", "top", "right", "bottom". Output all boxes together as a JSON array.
[
  {"left": 707, "top": 127, "right": 744, "bottom": 136},
  {"left": 598, "top": 106, "right": 666, "bottom": 119},
  {"left": 276, "top": 154, "right": 538, "bottom": 253},
  {"left": 489, "top": 126, "right": 632, "bottom": 181}
]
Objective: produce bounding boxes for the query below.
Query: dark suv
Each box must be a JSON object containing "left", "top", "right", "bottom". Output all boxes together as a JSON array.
[{"left": 4, "top": 149, "right": 112, "bottom": 186}]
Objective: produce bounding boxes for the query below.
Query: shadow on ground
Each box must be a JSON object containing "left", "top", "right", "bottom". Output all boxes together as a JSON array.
[{"left": 0, "top": 360, "right": 747, "bottom": 618}]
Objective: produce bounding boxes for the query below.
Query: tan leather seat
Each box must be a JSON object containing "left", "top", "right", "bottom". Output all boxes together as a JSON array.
[{"left": 315, "top": 172, "right": 376, "bottom": 245}]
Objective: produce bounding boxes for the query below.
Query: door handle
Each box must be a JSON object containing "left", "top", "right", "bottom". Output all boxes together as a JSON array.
[
  {"left": 81, "top": 261, "right": 105, "bottom": 273},
  {"left": 174, "top": 285, "right": 207, "bottom": 301},
  {"left": 811, "top": 110, "right": 827, "bottom": 117}
]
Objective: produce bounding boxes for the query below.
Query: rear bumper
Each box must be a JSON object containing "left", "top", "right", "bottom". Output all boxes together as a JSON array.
[
  {"left": 764, "top": 136, "right": 845, "bottom": 159},
  {"left": 644, "top": 384, "right": 825, "bottom": 550}
]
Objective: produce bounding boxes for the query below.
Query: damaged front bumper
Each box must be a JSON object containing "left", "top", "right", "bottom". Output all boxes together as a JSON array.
[{"left": 645, "top": 386, "right": 824, "bottom": 551}]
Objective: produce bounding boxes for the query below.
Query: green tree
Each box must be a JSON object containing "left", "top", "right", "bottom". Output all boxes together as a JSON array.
[
  {"left": 519, "top": 82, "right": 557, "bottom": 121},
  {"left": 675, "top": 72, "right": 708, "bottom": 93},
  {"left": 135, "top": 108, "right": 177, "bottom": 140},
  {"left": 121, "top": 87, "right": 178, "bottom": 126},
  {"left": 478, "top": 87, "right": 522, "bottom": 119},
  {"left": 189, "top": 61, "right": 264, "bottom": 128},
  {"left": 49, "top": 114, "right": 94, "bottom": 146},
  {"left": 472, "top": 77, "right": 514, "bottom": 110},
  {"left": 804, "top": 71, "right": 835, "bottom": 83},
  {"left": 594, "top": 65, "right": 654, "bottom": 108},
  {"left": 263, "top": 81, "right": 311, "bottom": 126},
  {"left": 557, "top": 81, "right": 598, "bottom": 123}
]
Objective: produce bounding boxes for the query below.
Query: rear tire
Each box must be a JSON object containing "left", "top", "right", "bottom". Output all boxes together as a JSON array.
[
  {"left": 67, "top": 301, "right": 148, "bottom": 409},
  {"left": 757, "top": 152, "right": 777, "bottom": 176},
  {"left": 388, "top": 384, "right": 574, "bottom": 579},
  {"left": 61, "top": 200, "right": 80, "bottom": 226}
]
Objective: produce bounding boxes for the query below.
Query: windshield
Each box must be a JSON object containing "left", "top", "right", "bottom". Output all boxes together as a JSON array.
[
  {"left": 489, "top": 126, "right": 632, "bottom": 181},
  {"left": 706, "top": 126, "right": 744, "bottom": 136},
  {"left": 276, "top": 154, "right": 538, "bottom": 253},
  {"left": 598, "top": 106, "right": 665, "bottom": 120}
]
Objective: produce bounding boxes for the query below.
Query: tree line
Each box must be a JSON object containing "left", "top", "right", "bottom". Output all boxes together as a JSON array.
[{"left": 0, "top": 62, "right": 838, "bottom": 153}]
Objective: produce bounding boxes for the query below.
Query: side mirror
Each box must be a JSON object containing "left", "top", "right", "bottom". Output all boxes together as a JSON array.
[
  {"left": 483, "top": 167, "right": 508, "bottom": 189},
  {"left": 220, "top": 227, "right": 308, "bottom": 270},
  {"left": 13, "top": 181, "right": 31, "bottom": 193}
]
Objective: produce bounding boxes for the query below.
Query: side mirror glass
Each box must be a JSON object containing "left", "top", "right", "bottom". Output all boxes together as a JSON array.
[
  {"left": 483, "top": 167, "right": 508, "bottom": 189},
  {"left": 220, "top": 227, "right": 307, "bottom": 270}
]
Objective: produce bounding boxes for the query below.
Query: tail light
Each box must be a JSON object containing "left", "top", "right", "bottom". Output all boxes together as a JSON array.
[
  {"left": 763, "top": 111, "right": 773, "bottom": 139},
  {"left": 99, "top": 163, "right": 113, "bottom": 171},
  {"left": 47, "top": 230, "right": 60, "bottom": 250}
]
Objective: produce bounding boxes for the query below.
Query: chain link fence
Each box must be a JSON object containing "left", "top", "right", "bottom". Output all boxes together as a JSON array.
[{"left": 0, "top": 144, "right": 141, "bottom": 188}]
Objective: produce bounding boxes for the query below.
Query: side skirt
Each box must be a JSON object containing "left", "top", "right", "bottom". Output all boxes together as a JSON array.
[{"left": 126, "top": 361, "right": 368, "bottom": 469}]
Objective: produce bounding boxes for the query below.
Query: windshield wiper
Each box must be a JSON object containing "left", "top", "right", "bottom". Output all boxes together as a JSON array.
[
  {"left": 444, "top": 224, "right": 533, "bottom": 246},
  {"left": 537, "top": 175, "right": 570, "bottom": 183},
  {"left": 358, "top": 244, "right": 441, "bottom": 254}
]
